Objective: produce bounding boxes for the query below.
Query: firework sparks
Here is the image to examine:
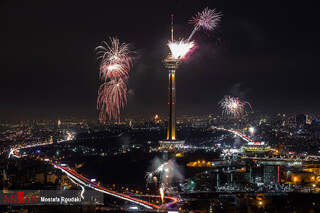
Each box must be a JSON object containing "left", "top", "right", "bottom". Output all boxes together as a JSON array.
[
  {"left": 99, "top": 62, "right": 129, "bottom": 79},
  {"left": 146, "top": 160, "right": 174, "bottom": 185},
  {"left": 97, "top": 78, "right": 127, "bottom": 122},
  {"left": 219, "top": 95, "right": 252, "bottom": 118},
  {"left": 146, "top": 160, "right": 182, "bottom": 200},
  {"left": 96, "top": 37, "right": 134, "bottom": 123},
  {"left": 188, "top": 7, "right": 222, "bottom": 41},
  {"left": 168, "top": 39, "right": 195, "bottom": 59}
]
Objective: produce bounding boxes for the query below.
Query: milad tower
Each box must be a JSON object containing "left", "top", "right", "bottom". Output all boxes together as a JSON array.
[{"left": 159, "top": 15, "right": 185, "bottom": 149}]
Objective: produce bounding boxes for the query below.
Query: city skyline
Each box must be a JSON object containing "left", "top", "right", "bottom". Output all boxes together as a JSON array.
[
  {"left": 0, "top": 0, "right": 318, "bottom": 121},
  {"left": 2, "top": 2, "right": 320, "bottom": 211}
]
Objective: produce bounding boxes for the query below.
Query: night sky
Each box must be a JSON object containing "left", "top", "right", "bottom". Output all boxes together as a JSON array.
[{"left": 0, "top": 0, "right": 319, "bottom": 120}]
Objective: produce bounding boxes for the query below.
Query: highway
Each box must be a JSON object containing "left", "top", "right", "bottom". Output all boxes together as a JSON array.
[
  {"left": 55, "top": 165, "right": 160, "bottom": 209},
  {"left": 213, "top": 126, "right": 253, "bottom": 142}
]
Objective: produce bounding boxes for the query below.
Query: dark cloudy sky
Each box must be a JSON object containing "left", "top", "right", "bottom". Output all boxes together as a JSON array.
[{"left": 0, "top": 0, "right": 319, "bottom": 120}]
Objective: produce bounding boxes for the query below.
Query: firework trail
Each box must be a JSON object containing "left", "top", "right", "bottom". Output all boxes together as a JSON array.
[
  {"left": 159, "top": 186, "right": 165, "bottom": 204},
  {"left": 96, "top": 37, "right": 133, "bottom": 122},
  {"left": 97, "top": 78, "right": 128, "bottom": 122},
  {"left": 219, "top": 95, "right": 252, "bottom": 118},
  {"left": 168, "top": 39, "right": 195, "bottom": 59},
  {"left": 188, "top": 7, "right": 222, "bottom": 41}
]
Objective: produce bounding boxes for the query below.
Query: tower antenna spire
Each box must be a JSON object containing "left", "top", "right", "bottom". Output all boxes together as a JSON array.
[{"left": 171, "top": 14, "right": 174, "bottom": 42}]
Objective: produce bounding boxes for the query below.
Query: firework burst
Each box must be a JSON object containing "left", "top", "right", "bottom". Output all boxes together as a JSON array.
[
  {"left": 188, "top": 7, "right": 222, "bottom": 41},
  {"left": 97, "top": 77, "right": 128, "bottom": 122},
  {"left": 96, "top": 37, "right": 134, "bottom": 123},
  {"left": 168, "top": 39, "right": 195, "bottom": 59},
  {"left": 97, "top": 78, "right": 127, "bottom": 122},
  {"left": 219, "top": 95, "right": 252, "bottom": 118},
  {"left": 96, "top": 37, "right": 132, "bottom": 80}
]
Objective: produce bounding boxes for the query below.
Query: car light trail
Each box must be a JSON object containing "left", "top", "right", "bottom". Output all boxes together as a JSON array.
[
  {"left": 68, "top": 175, "right": 85, "bottom": 199},
  {"left": 132, "top": 194, "right": 179, "bottom": 208},
  {"left": 56, "top": 165, "right": 159, "bottom": 209},
  {"left": 213, "top": 127, "right": 253, "bottom": 143}
]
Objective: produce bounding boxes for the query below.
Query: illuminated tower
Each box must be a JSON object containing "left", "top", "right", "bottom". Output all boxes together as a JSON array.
[
  {"left": 163, "top": 53, "right": 179, "bottom": 140},
  {"left": 159, "top": 15, "right": 184, "bottom": 149}
]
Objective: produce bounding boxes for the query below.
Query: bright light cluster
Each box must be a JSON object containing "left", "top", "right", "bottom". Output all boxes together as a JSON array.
[{"left": 168, "top": 39, "right": 195, "bottom": 59}]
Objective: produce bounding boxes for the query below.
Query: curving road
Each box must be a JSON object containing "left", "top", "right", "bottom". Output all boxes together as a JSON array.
[{"left": 8, "top": 141, "right": 179, "bottom": 210}]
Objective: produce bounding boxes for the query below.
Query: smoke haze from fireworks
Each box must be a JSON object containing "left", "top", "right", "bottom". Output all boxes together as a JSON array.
[
  {"left": 168, "top": 39, "right": 195, "bottom": 59},
  {"left": 188, "top": 7, "right": 222, "bottom": 41}
]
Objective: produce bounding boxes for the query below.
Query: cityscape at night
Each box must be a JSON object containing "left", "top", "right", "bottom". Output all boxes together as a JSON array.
[{"left": 0, "top": 0, "right": 319, "bottom": 212}]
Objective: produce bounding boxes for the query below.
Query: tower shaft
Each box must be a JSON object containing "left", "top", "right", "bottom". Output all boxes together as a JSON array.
[{"left": 167, "top": 70, "right": 176, "bottom": 140}]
